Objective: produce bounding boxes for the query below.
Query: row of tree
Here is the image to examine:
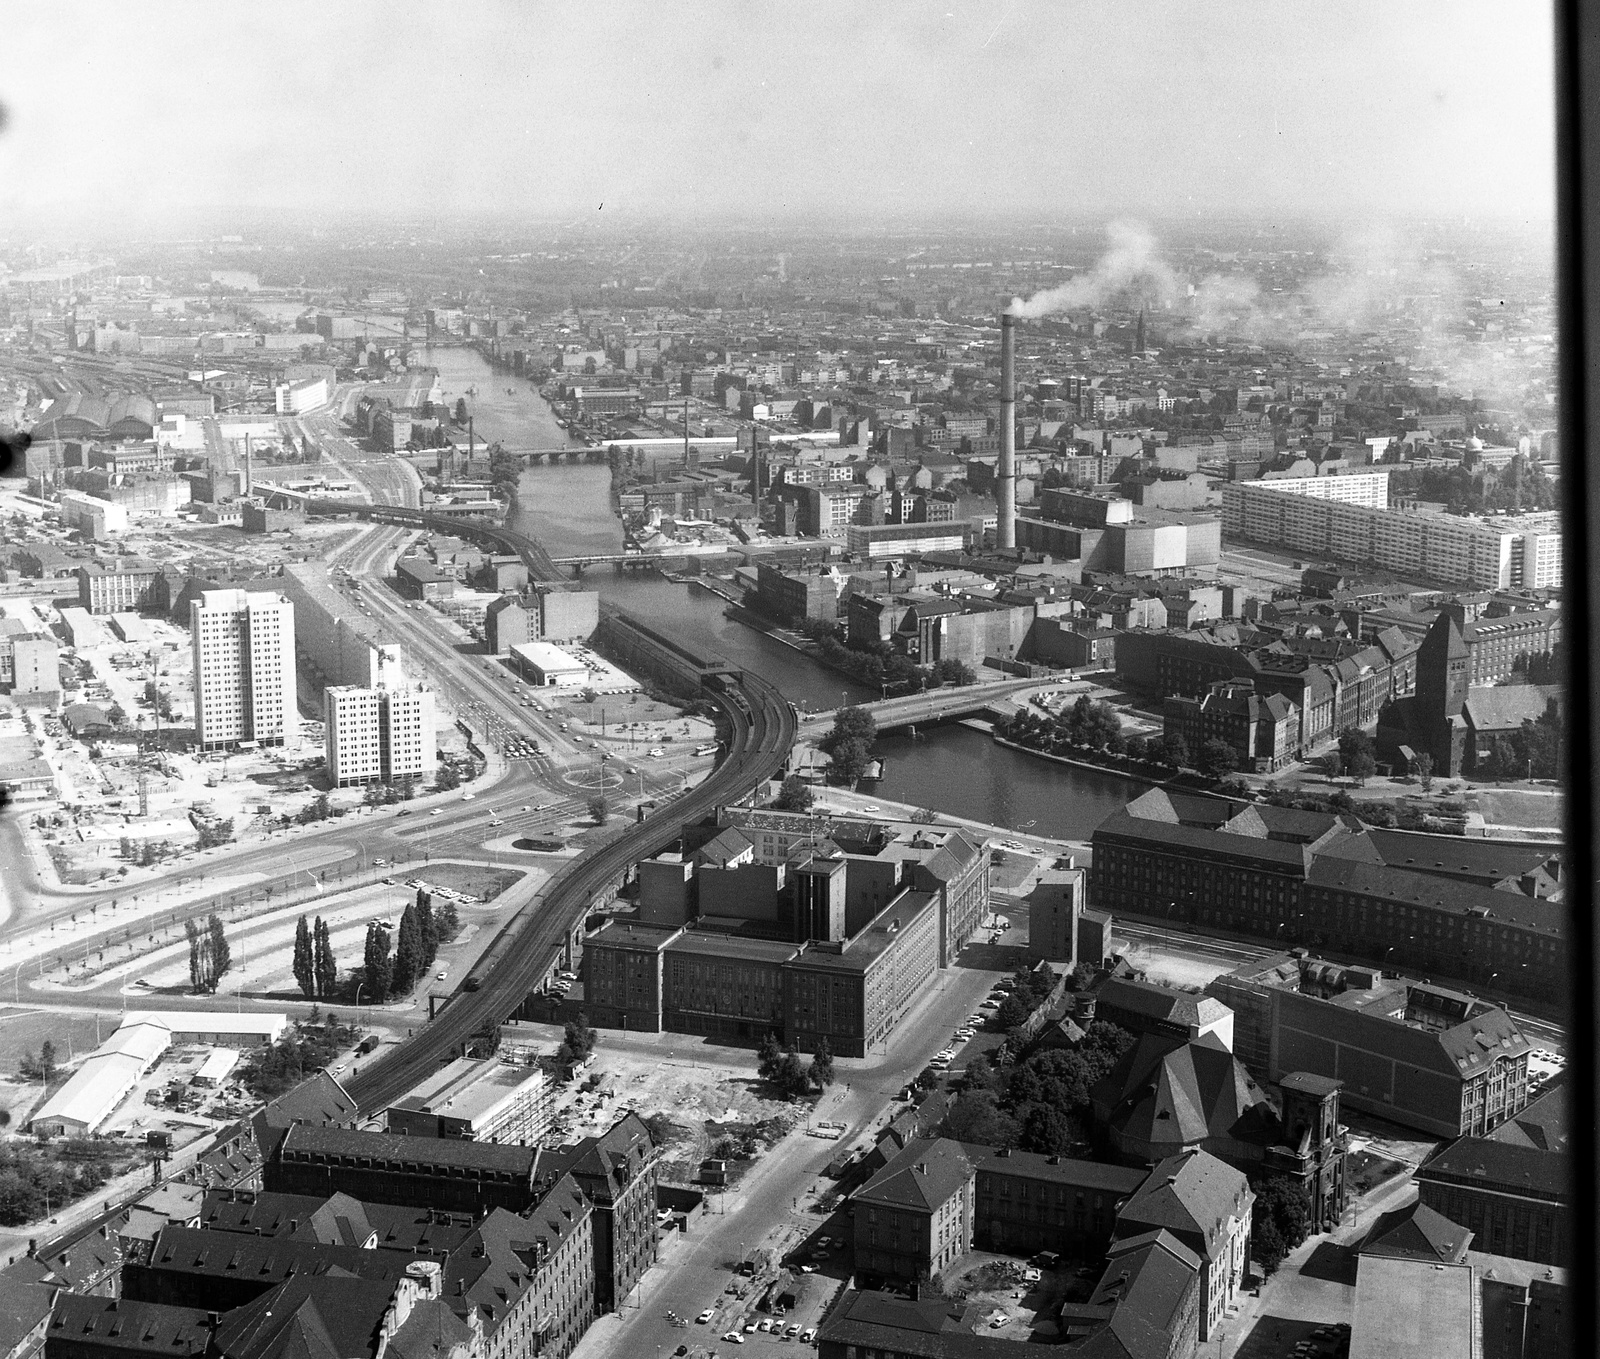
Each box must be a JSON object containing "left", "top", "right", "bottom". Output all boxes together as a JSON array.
[
  {"left": 185, "top": 915, "right": 231, "bottom": 993},
  {"left": 358, "top": 890, "right": 460, "bottom": 1003},
  {"left": 291, "top": 916, "right": 340, "bottom": 1000}
]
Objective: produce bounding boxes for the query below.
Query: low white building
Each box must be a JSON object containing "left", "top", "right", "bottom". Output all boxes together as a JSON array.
[
  {"left": 30, "top": 1017, "right": 171, "bottom": 1137},
  {"left": 124, "top": 1010, "right": 287, "bottom": 1047},
  {"left": 510, "top": 641, "right": 590, "bottom": 687}
]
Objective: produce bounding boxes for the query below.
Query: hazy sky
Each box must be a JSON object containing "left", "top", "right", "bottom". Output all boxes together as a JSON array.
[{"left": 0, "top": 1, "right": 1557, "bottom": 231}]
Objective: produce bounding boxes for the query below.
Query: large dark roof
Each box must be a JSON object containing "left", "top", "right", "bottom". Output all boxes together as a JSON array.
[
  {"left": 278, "top": 1126, "right": 538, "bottom": 1176},
  {"left": 211, "top": 1276, "right": 397, "bottom": 1359},
  {"left": 444, "top": 1181, "right": 590, "bottom": 1332},
  {"left": 48, "top": 1296, "right": 211, "bottom": 1358},
  {"left": 1359, "top": 1199, "right": 1471, "bottom": 1263},
  {"left": 1304, "top": 857, "right": 1562, "bottom": 937},
  {"left": 1487, "top": 1083, "right": 1568, "bottom": 1153},
  {"left": 1090, "top": 1034, "right": 1278, "bottom": 1157},
  {"left": 199, "top": 1190, "right": 474, "bottom": 1256},
  {"left": 963, "top": 1146, "right": 1147, "bottom": 1195},
  {"left": 145, "top": 1226, "right": 415, "bottom": 1289},
  {"left": 1112, "top": 1150, "right": 1252, "bottom": 1259},
  {"left": 855, "top": 1138, "right": 973, "bottom": 1213},
  {"left": 1360, "top": 830, "right": 1558, "bottom": 886},
  {"left": 1416, "top": 1137, "right": 1568, "bottom": 1199}
]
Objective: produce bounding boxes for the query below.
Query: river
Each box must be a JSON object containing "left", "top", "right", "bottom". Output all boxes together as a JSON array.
[{"left": 423, "top": 346, "right": 1141, "bottom": 841}]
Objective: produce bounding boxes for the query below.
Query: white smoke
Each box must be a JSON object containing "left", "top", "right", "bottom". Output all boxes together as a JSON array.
[
  {"left": 1007, "top": 220, "right": 1179, "bottom": 318},
  {"left": 1007, "top": 221, "right": 1545, "bottom": 405}
]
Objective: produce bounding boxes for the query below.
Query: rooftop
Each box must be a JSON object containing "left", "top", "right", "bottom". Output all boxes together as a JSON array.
[{"left": 1350, "top": 1255, "right": 1473, "bottom": 1359}]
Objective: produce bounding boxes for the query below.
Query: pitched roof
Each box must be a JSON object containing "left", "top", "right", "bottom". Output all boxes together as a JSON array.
[
  {"left": 1112, "top": 1150, "right": 1251, "bottom": 1260},
  {"left": 1415, "top": 1137, "right": 1567, "bottom": 1199},
  {"left": 1359, "top": 1198, "right": 1472, "bottom": 1263},
  {"left": 47, "top": 1295, "right": 211, "bottom": 1358},
  {"left": 1091, "top": 1034, "right": 1278, "bottom": 1156},
  {"left": 0, "top": 1267, "right": 55, "bottom": 1359},
  {"left": 1486, "top": 1083, "right": 1567, "bottom": 1153},
  {"left": 211, "top": 1276, "right": 395, "bottom": 1359},
  {"left": 854, "top": 1138, "right": 973, "bottom": 1213},
  {"left": 1461, "top": 685, "right": 1559, "bottom": 734},
  {"left": 277, "top": 1126, "right": 538, "bottom": 1176},
  {"left": 443, "top": 1180, "right": 590, "bottom": 1334}
]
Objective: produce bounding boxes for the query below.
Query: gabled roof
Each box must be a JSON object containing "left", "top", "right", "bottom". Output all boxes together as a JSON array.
[
  {"left": 1415, "top": 1136, "right": 1567, "bottom": 1198},
  {"left": 0, "top": 1267, "right": 55, "bottom": 1358},
  {"left": 1486, "top": 1082, "right": 1567, "bottom": 1153},
  {"left": 443, "top": 1180, "right": 589, "bottom": 1333}
]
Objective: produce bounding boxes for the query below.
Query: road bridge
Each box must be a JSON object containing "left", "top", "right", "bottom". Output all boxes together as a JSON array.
[{"left": 796, "top": 676, "right": 1043, "bottom": 736}]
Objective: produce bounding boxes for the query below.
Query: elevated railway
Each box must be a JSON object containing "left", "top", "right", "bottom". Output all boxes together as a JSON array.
[{"left": 307, "top": 499, "right": 798, "bottom": 1111}]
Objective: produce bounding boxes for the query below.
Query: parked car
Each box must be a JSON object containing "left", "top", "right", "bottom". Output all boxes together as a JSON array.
[{"left": 696, "top": 1310, "right": 714, "bottom": 1324}]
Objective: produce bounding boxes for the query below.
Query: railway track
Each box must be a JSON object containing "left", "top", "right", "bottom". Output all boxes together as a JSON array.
[{"left": 325, "top": 498, "right": 798, "bottom": 1111}]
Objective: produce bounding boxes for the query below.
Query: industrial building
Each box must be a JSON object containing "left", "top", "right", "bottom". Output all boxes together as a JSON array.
[
  {"left": 58, "top": 491, "right": 129, "bottom": 540},
  {"left": 29, "top": 1017, "right": 171, "bottom": 1138}
]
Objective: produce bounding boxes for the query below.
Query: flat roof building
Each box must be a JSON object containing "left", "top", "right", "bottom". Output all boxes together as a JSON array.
[{"left": 511, "top": 641, "right": 590, "bottom": 687}]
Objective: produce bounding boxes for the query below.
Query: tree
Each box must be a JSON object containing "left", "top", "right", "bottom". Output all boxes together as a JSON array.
[
  {"left": 186, "top": 918, "right": 216, "bottom": 993},
  {"left": 808, "top": 1040, "right": 835, "bottom": 1091},
  {"left": 38, "top": 1041, "right": 56, "bottom": 1085},
  {"left": 1020, "top": 1105, "right": 1076, "bottom": 1157},
  {"left": 962, "top": 1052, "right": 998, "bottom": 1094},
  {"left": 775, "top": 775, "right": 814, "bottom": 812},
  {"left": 208, "top": 915, "right": 231, "bottom": 984},
  {"left": 454, "top": 397, "right": 468, "bottom": 424},
  {"left": 298, "top": 793, "right": 332, "bottom": 824},
  {"left": 942, "top": 1090, "right": 1018, "bottom": 1147},
  {"left": 819, "top": 706, "right": 877, "bottom": 758},
  {"left": 775, "top": 1049, "right": 808, "bottom": 1099},
  {"left": 292, "top": 916, "right": 315, "bottom": 1000},
  {"left": 1252, "top": 1176, "right": 1314, "bottom": 1275},
  {"left": 828, "top": 736, "right": 875, "bottom": 785},
  {"left": 314, "top": 917, "right": 337, "bottom": 999},
  {"left": 392, "top": 904, "right": 421, "bottom": 995},
  {"left": 196, "top": 818, "right": 234, "bottom": 850},
  {"left": 106, "top": 702, "right": 127, "bottom": 729},
  {"left": 587, "top": 796, "right": 610, "bottom": 825},
  {"left": 417, "top": 894, "right": 438, "bottom": 968},
  {"left": 1197, "top": 738, "right": 1240, "bottom": 781},
  {"left": 561, "top": 1014, "right": 596, "bottom": 1066},
  {"left": 932, "top": 658, "right": 977, "bottom": 687},
  {"left": 1337, "top": 728, "right": 1377, "bottom": 784},
  {"left": 436, "top": 764, "right": 462, "bottom": 793},
  {"left": 363, "top": 923, "right": 392, "bottom": 1003},
  {"left": 1159, "top": 732, "right": 1190, "bottom": 769},
  {"left": 756, "top": 1032, "right": 784, "bottom": 1084},
  {"left": 1412, "top": 751, "right": 1434, "bottom": 792}
]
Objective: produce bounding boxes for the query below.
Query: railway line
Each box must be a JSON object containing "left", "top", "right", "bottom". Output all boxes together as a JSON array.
[{"left": 326, "top": 498, "right": 798, "bottom": 1112}]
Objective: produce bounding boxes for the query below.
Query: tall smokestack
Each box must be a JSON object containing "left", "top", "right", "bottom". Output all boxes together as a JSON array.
[
  {"left": 996, "top": 312, "right": 1016, "bottom": 550},
  {"left": 243, "top": 435, "right": 252, "bottom": 495}
]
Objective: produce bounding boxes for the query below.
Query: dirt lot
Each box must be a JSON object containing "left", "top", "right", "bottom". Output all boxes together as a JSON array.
[{"left": 539, "top": 1038, "right": 802, "bottom": 1171}]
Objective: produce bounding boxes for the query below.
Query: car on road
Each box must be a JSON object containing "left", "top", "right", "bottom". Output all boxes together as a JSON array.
[
  {"left": 862, "top": 804, "right": 881, "bottom": 812},
  {"left": 381, "top": 877, "right": 395, "bottom": 885},
  {"left": 488, "top": 818, "right": 504, "bottom": 826},
  {"left": 801, "top": 1329, "right": 816, "bottom": 1343},
  {"left": 436, "top": 971, "right": 447, "bottom": 980},
  {"left": 799, "top": 1263, "right": 817, "bottom": 1273},
  {"left": 372, "top": 857, "right": 388, "bottom": 866},
  {"left": 696, "top": 1310, "right": 714, "bottom": 1325},
  {"left": 721, "top": 1332, "right": 743, "bottom": 1344},
  {"left": 430, "top": 808, "right": 443, "bottom": 816},
  {"left": 462, "top": 792, "right": 475, "bottom": 800}
]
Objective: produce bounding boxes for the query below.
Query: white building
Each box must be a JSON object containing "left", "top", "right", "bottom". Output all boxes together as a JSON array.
[
  {"left": 1222, "top": 481, "right": 1562, "bottom": 590},
  {"left": 274, "top": 376, "right": 330, "bottom": 415},
  {"left": 126, "top": 1010, "right": 287, "bottom": 1046},
  {"left": 30, "top": 1017, "right": 171, "bottom": 1137},
  {"left": 510, "top": 641, "right": 590, "bottom": 687},
  {"left": 1252, "top": 468, "right": 1390, "bottom": 508},
  {"left": 58, "top": 490, "right": 129, "bottom": 540},
  {"left": 325, "top": 667, "right": 434, "bottom": 787},
  {"left": 191, "top": 589, "right": 299, "bottom": 751}
]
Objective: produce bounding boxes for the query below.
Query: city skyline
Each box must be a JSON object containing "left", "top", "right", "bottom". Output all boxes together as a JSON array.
[{"left": 1, "top": 1, "right": 1557, "bottom": 230}]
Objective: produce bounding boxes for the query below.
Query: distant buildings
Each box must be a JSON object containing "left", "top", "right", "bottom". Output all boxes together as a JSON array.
[
  {"left": 1223, "top": 478, "right": 1562, "bottom": 590},
  {"left": 190, "top": 589, "right": 298, "bottom": 751}
]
